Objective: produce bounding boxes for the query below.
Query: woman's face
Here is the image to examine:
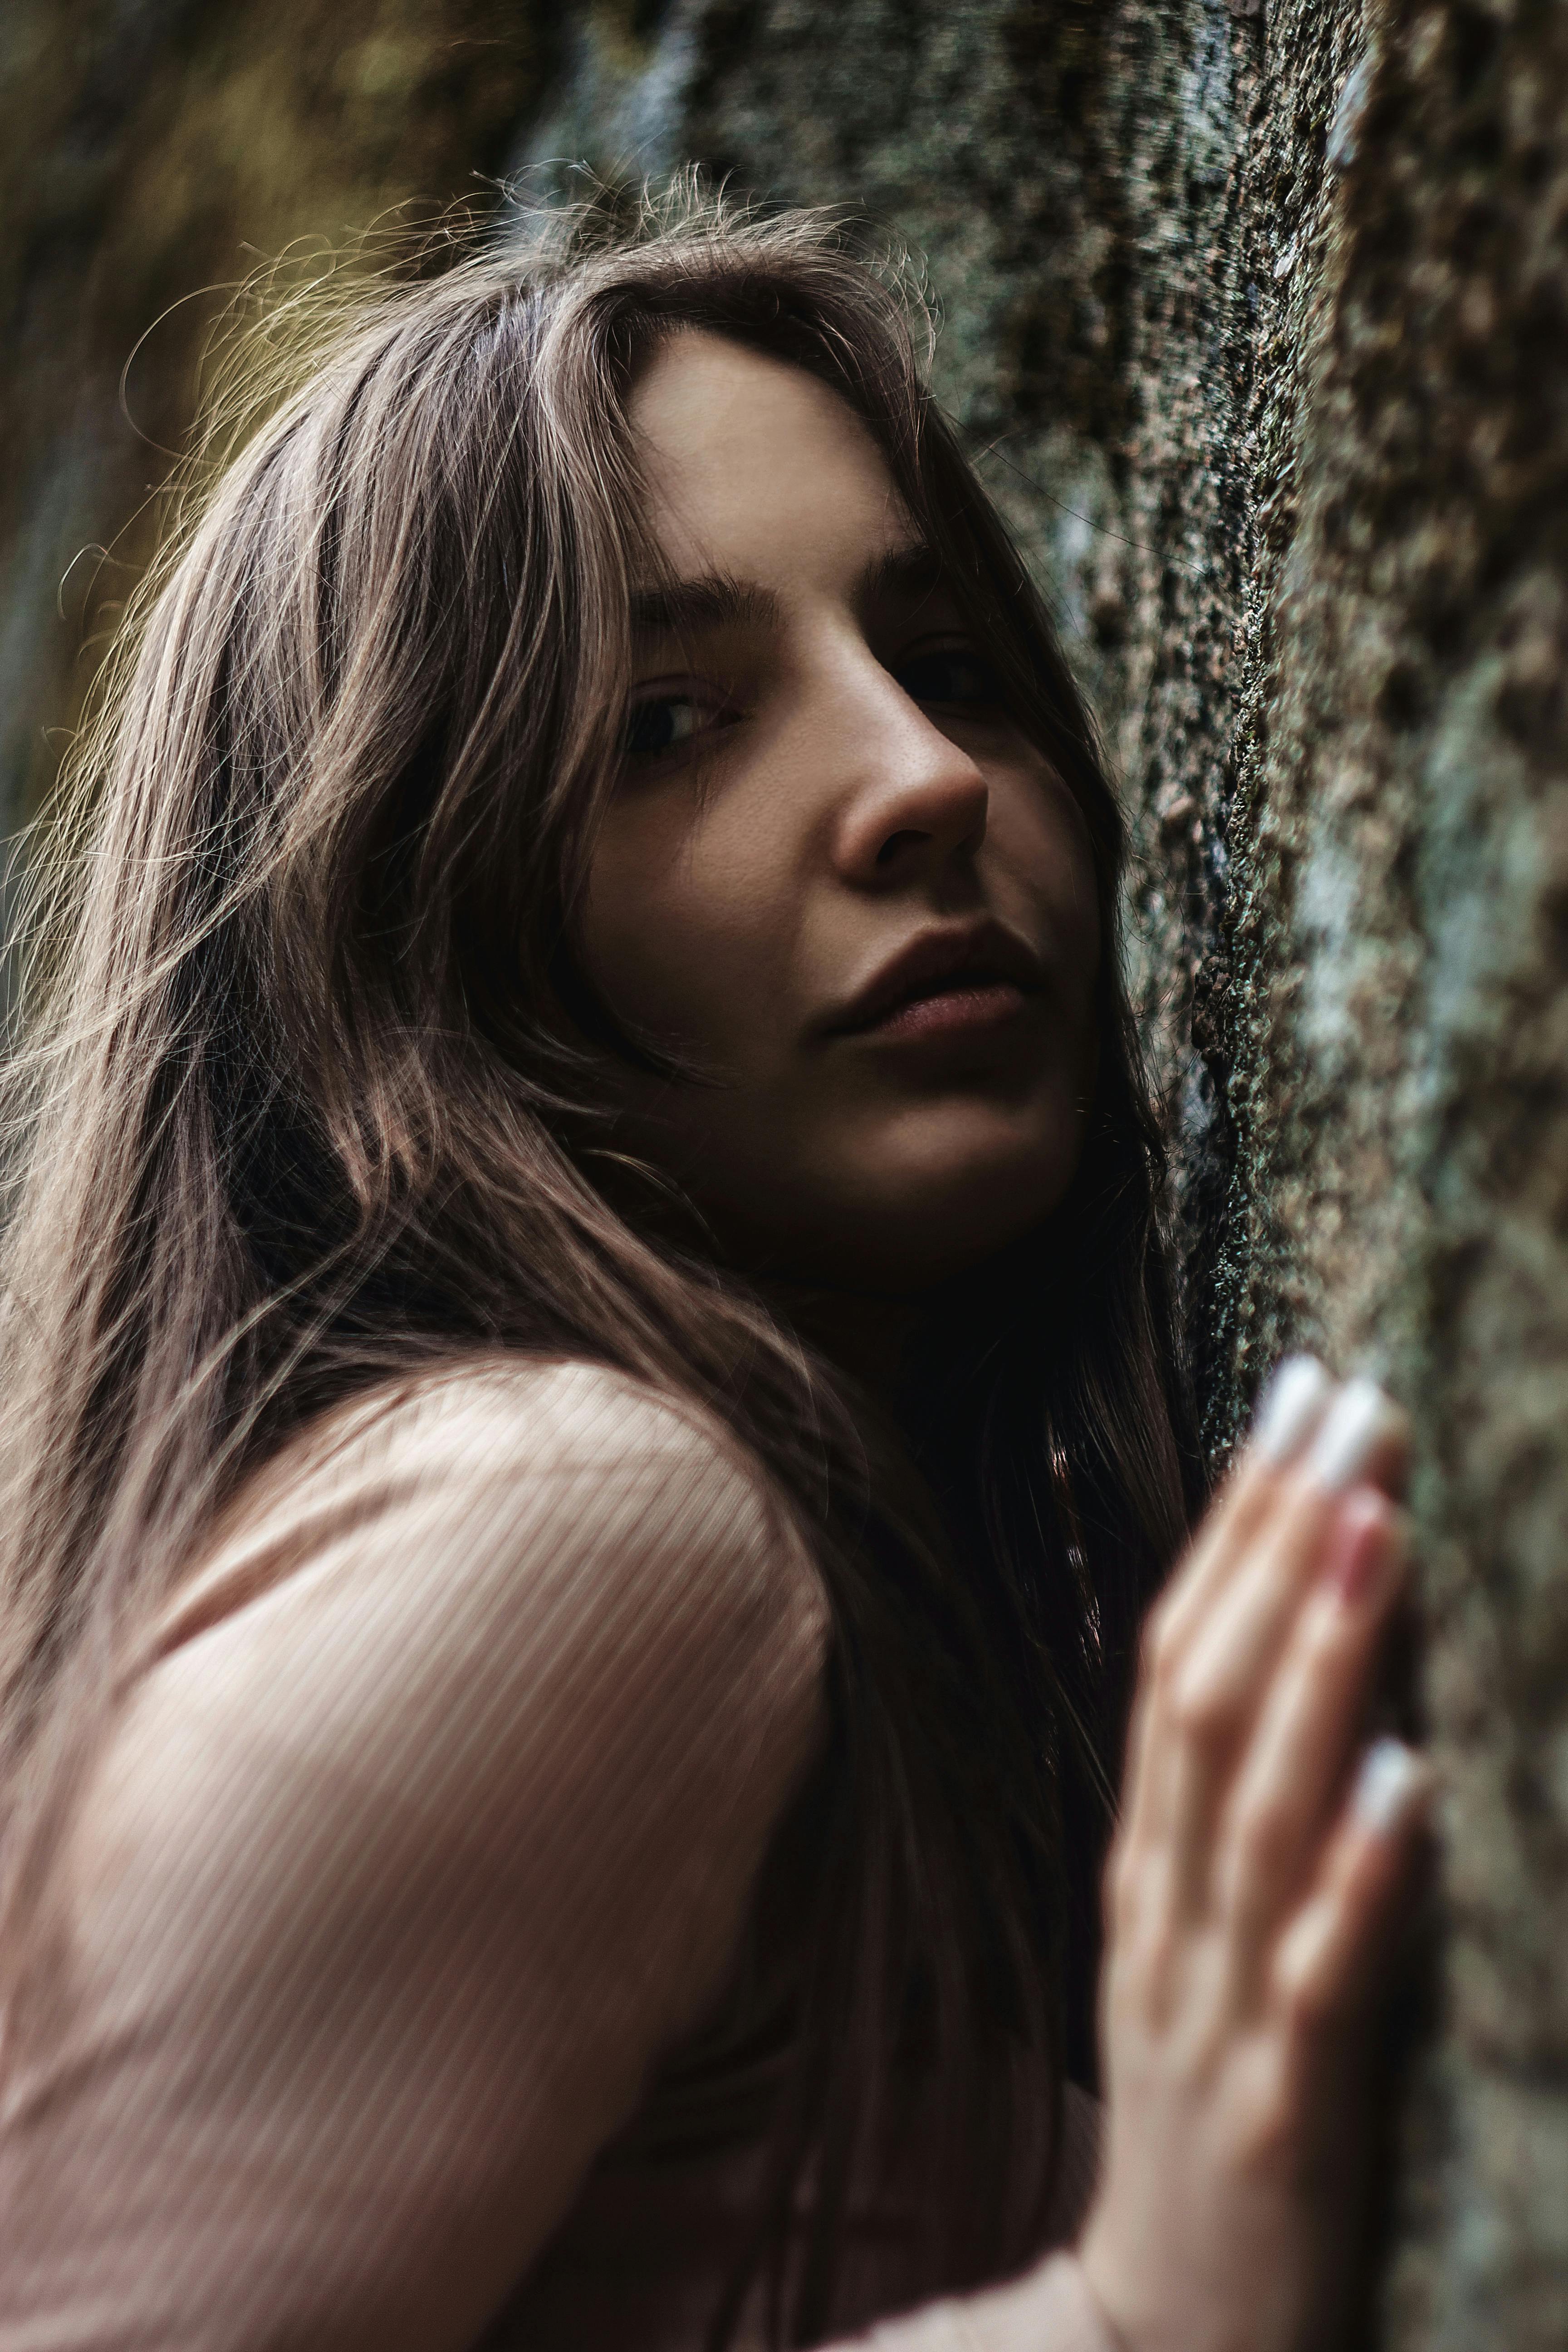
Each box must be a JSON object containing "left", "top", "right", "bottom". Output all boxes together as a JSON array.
[{"left": 578, "top": 330, "right": 1101, "bottom": 1292}]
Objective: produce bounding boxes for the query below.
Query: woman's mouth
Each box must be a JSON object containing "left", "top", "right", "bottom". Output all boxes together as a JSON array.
[
  {"left": 858, "top": 975, "right": 1030, "bottom": 1043},
  {"left": 821, "top": 921, "right": 1044, "bottom": 1048}
]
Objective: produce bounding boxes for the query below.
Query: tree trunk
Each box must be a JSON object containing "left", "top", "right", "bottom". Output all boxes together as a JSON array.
[{"left": 7, "top": 1, "right": 1568, "bottom": 2340}]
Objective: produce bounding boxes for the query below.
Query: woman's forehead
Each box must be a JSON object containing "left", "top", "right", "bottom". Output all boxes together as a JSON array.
[{"left": 627, "top": 330, "right": 907, "bottom": 584}]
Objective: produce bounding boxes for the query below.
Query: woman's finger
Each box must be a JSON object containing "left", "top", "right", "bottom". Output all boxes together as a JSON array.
[
  {"left": 1270, "top": 1736, "right": 1434, "bottom": 2037},
  {"left": 1144, "top": 1361, "right": 1407, "bottom": 1704},
  {"left": 1146, "top": 1358, "right": 1336, "bottom": 1665},
  {"left": 1213, "top": 1490, "right": 1409, "bottom": 1982},
  {"left": 1176, "top": 1386, "right": 1406, "bottom": 1744},
  {"left": 1118, "top": 1358, "right": 1336, "bottom": 1856},
  {"left": 1132, "top": 1383, "right": 1407, "bottom": 1917}
]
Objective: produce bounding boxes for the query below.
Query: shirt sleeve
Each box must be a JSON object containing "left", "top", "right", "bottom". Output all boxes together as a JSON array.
[{"left": 0, "top": 1357, "right": 831, "bottom": 2352}]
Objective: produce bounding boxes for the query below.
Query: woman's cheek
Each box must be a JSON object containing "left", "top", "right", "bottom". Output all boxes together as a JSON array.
[
  {"left": 579, "top": 860, "right": 766, "bottom": 1072},
  {"left": 581, "top": 804, "right": 698, "bottom": 1035}
]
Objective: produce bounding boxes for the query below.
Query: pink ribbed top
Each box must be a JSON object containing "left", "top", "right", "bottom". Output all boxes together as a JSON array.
[{"left": 0, "top": 1355, "right": 1111, "bottom": 2351}]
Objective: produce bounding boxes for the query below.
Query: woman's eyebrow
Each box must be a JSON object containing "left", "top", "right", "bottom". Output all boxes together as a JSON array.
[
  {"left": 628, "top": 573, "right": 783, "bottom": 640},
  {"left": 630, "top": 539, "right": 950, "bottom": 640},
  {"left": 862, "top": 540, "right": 946, "bottom": 608},
  {"left": 627, "top": 543, "right": 946, "bottom": 644}
]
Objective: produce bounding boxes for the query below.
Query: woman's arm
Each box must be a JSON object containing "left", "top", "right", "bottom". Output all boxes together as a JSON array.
[
  {"left": 843, "top": 1361, "right": 1428, "bottom": 2352},
  {"left": 0, "top": 1357, "right": 829, "bottom": 2352},
  {"left": 1080, "top": 1362, "right": 1428, "bottom": 2352}
]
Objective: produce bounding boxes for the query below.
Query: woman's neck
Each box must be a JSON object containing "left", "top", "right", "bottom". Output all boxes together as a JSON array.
[{"left": 760, "top": 1281, "right": 927, "bottom": 1411}]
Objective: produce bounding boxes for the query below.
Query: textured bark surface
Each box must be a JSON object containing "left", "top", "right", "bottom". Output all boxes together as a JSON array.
[
  {"left": 1237, "top": 10, "right": 1568, "bottom": 2339},
  {"left": 6, "top": 1, "right": 1568, "bottom": 2342}
]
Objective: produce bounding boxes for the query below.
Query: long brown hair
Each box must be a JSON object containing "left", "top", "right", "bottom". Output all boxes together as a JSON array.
[{"left": 0, "top": 183, "right": 1197, "bottom": 2343}]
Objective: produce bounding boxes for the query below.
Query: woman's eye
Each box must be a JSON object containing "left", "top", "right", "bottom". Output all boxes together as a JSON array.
[
  {"left": 895, "top": 648, "right": 1005, "bottom": 708},
  {"left": 623, "top": 696, "right": 707, "bottom": 761}
]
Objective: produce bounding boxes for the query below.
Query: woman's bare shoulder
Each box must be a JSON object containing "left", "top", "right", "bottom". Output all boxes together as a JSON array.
[
  {"left": 25, "top": 1356, "right": 832, "bottom": 2348},
  {"left": 83, "top": 1350, "right": 831, "bottom": 2119},
  {"left": 152, "top": 1350, "right": 826, "bottom": 1667}
]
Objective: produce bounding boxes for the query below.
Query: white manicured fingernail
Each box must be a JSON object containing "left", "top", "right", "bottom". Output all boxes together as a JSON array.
[
  {"left": 1307, "top": 1375, "right": 1398, "bottom": 1490},
  {"left": 1352, "top": 1737, "right": 1432, "bottom": 1835},
  {"left": 1251, "top": 1354, "right": 1334, "bottom": 1465}
]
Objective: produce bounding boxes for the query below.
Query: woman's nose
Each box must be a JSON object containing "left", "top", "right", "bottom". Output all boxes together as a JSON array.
[{"left": 830, "top": 671, "right": 990, "bottom": 887}]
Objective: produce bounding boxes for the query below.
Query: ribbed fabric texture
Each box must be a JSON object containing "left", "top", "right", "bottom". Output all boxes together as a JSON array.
[{"left": 0, "top": 1354, "right": 1113, "bottom": 2352}]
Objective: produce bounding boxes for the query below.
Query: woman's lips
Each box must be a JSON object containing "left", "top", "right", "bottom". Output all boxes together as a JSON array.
[
  {"left": 853, "top": 976, "right": 1031, "bottom": 1044},
  {"left": 820, "top": 920, "right": 1047, "bottom": 1042}
]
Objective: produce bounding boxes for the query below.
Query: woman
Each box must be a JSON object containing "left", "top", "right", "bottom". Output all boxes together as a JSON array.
[{"left": 0, "top": 191, "right": 1426, "bottom": 2350}]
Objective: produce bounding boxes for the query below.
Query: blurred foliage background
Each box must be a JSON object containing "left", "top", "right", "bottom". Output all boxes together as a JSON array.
[{"left": 1, "top": 0, "right": 556, "bottom": 822}]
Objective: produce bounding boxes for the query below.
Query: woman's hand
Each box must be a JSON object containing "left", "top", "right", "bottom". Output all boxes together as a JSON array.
[{"left": 1078, "top": 1359, "right": 1431, "bottom": 2352}]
